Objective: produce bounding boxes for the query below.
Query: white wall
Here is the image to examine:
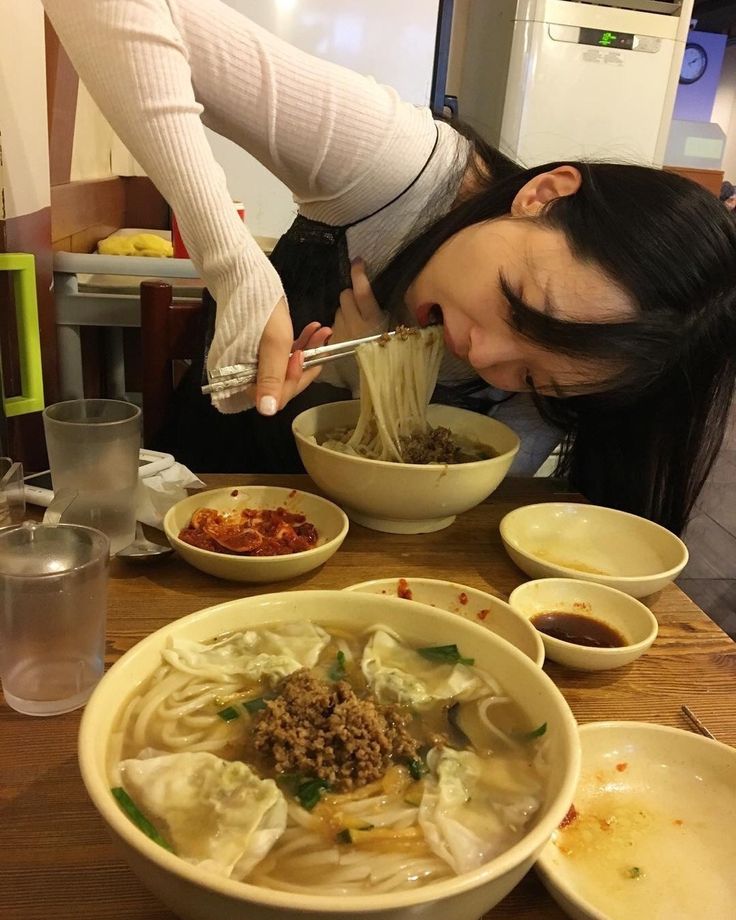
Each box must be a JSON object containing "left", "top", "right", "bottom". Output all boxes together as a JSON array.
[
  {"left": 713, "top": 45, "right": 736, "bottom": 181},
  {"left": 70, "top": 83, "right": 145, "bottom": 181},
  {"left": 0, "top": 0, "right": 50, "bottom": 219},
  {"left": 206, "top": 0, "right": 440, "bottom": 237}
]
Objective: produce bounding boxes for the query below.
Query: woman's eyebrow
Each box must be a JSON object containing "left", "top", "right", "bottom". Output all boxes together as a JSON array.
[{"left": 500, "top": 275, "right": 560, "bottom": 317}]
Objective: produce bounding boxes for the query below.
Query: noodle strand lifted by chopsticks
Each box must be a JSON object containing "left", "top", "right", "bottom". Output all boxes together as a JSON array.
[{"left": 344, "top": 326, "right": 444, "bottom": 462}]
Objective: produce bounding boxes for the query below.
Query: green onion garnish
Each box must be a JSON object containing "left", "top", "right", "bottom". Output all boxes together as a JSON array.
[
  {"left": 407, "top": 757, "right": 429, "bottom": 780},
  {"left": 277, "top": 773, "right": 331, "bottom": 811},
  {"left": 328, "top": 650, "right": 347, "bottom": 681},
  {"left": 243, "top": 696, "right": 268, "bottom": 714},
  {"left": 296, "top": 777, "right": 331, "bottom": 811},
  {"left": 516, "top": 722, "right": 548, "bottom": 741},
  {"left": 418, "top": 644, "right": 474, "bottom": 666},
  {"left": 111, "top": 787, "right": 173, "bottom": 852},
  {"left": 217, "top": 705, "right": 241, "bottom": 722},
  {"left": 217, "top": 694, "right": 273, "bottom": 721}
]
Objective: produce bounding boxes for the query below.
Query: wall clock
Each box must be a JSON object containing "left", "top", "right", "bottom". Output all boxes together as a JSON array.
[{"left": 680, "top": 42, "right": 708, "bottom": 84}]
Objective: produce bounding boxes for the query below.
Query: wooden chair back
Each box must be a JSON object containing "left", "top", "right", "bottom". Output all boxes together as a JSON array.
[{"left": 140, "top": 280, "right": 212, "bottom": 447}]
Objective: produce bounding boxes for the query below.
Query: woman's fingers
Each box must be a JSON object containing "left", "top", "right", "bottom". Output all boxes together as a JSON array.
[
  {"left": 252, "top": 297, "right": 294, "bottom": 415},
  {"left": 332, "top": 257, "right": 388, "bottom": 344},
  {"left": 292, "top": 321, "right": 322, "bottom": 352},
  {"left": 251, "top": 304, "right": 333, "bottom": 413},
  {"left": 349, "top": 257, "right": 384, "bottom": 325}
]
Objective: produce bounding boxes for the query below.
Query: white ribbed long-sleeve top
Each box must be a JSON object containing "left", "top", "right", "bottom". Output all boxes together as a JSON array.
[{"left": 42, "top": 0, "right": 469, "bottom": 412}]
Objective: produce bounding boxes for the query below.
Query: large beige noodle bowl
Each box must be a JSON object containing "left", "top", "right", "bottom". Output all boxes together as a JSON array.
[
  {"left": 292, "top": 401, "right": 520, "bottom": 533},
  {"left": 79, "top": 590, "right": 580, "bottom": 920}
]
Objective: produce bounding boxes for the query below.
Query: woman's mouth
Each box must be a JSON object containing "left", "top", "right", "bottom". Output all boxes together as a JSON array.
[
  {"left": 416, "top": 303, "right": 444, "bottom": 327},
  {"left": 415, "top": 303, "right": 466, "bottom": 360}
]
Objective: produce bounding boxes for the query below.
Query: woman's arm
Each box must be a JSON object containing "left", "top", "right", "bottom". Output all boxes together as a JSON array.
[{"left": 41, "top": 0, "right": 437, "bottom": 412}]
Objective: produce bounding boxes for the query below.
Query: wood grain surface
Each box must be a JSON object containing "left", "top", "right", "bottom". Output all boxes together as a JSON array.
[{"left": 3, "top": 475, "right": 734, "bottom": 920}]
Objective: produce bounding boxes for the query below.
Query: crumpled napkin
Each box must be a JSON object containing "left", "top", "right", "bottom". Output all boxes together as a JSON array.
[{"left": 136, "top": 463, "right": 205, "bottom": 529}]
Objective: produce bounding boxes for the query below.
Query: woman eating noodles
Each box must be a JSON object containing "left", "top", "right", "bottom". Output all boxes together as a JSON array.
[{"left": 43, "top": 0, "right": 736, "bottom": 535}]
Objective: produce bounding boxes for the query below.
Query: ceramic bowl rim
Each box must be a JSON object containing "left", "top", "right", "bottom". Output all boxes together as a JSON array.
[
  {"left": 344, "top": 576, "right": 545, "bottom": 667},
  {"left": 536, "top": 720, "right": 736, "bottom": 920},
  {"left": 499, "top": 503, "right": 689, "bottom": 583},
  {"left": 79, "top": 589, "right": 580, "bottom": 914},
  {"left": 508, "top": 578, "right": 659, "bottom": 660},
  {"left": 162, "top": 485, "right": 349, "bottom": 564}
]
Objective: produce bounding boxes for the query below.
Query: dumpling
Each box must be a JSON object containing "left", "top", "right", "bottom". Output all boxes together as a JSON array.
[
  {"left": 120, "top": 751, "right": 287, "bottom": 879},
  {"left": 361, "top": 629, "right": 499, "bottom": 707},
  {"left": 163, "top": 622, "right": 330, "bottom": 685},
  {"left": 418, "top": 747, "right": 542, "bottom": 874}
]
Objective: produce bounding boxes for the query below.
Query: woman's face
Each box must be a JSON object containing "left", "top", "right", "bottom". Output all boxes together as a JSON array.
[{"left": 404, "top": 218, "right": 635, "bottom": 396}]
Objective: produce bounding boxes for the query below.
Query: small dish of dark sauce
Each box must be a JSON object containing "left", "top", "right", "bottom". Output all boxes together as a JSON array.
[{"left": 531, "top": 610, "right": 628, "bottom": 648}]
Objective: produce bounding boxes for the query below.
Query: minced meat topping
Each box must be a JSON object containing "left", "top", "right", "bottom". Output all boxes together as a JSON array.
[
  {"left": 251, "top": 670, "right": 418, "bottom": 791},
  {"left": 399, "top": 426, "right": 490, "bottom": 464}
]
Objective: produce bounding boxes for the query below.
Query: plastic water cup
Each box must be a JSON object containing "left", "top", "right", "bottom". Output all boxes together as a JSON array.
[
  {"left": 43, "top": 399, "right": 141, "bottom": 555},
  {"left": 0, "top": 522, "right": 109, "bottom": 716}
]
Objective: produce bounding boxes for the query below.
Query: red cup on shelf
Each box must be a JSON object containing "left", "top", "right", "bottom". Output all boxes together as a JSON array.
[{"left": 171, "top": 201, "right": 246, "bottom": 259}]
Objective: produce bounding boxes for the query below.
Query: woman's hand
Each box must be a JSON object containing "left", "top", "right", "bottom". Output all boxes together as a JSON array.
[
  {"left": 252, "top": 258, "right": 384, "bottom": 414},
  {"left": 331, "top": 258, "right": 388, "bottom": 344},
  {"left": 252, "top": 297, "right": 331, "bottom": 414}
]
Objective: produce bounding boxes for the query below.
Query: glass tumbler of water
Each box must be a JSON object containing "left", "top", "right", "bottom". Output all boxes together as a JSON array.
[
  {"left": 43, "top": 399, "right": 141, "bottom": 555},
  {"left": 0, "top": 522, "right": 109, "bottom": 716}
]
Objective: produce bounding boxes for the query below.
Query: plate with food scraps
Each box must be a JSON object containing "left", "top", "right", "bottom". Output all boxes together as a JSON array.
[
  {"left": 344, "top": 577, "right": 544, "bottom": 666},
  {"left": 536, "top": 721, "right": 736, "bottom": 920}
]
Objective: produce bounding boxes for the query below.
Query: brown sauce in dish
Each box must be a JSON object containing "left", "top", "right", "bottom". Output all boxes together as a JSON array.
[{"left": 531, "top": 611, "right": 627, "bottom": 648}]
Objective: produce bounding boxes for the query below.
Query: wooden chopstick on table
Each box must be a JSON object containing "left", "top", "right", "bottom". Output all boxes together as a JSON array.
[{"left": 681, "top": 704, "right": 716, "bottom": 740}]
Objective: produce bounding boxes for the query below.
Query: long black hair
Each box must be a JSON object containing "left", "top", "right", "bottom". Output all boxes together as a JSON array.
[{"left": 371, "top": 145, "right": 736, "bottom": 535}]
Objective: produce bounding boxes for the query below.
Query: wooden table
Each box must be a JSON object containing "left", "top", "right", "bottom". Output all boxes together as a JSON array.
[{"left": 3, "top": 475, "right": 735, "bottom": 920}]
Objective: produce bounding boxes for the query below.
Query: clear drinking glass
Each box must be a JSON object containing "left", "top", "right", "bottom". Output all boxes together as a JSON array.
[
  {"left": 0, "top": 522, "right": 109, "bottom": 716},
  {"left": 43, "top": 399, "right": 141, "bottom": 555}
]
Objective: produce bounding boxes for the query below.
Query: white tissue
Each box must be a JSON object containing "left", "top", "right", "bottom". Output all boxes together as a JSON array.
[{"left": 136, "top": 463, "right": 205, "bottom": 529}]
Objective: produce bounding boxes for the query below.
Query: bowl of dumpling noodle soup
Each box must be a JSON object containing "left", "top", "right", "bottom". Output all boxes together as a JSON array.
[
  {"left": 79, "top": 589, "right": 580, "bottom": 920},
  {"left": 292, "top": 327, "right": 520, "bottom": 534}
]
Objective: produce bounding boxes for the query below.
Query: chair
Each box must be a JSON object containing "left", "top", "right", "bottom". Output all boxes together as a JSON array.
[{"left": 139, "top": 280, "right": 213, "bottom": 447}]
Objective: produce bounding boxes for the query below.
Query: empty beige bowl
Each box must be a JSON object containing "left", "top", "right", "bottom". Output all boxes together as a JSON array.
[
  {"left": 345, "top": 577, "right": 544, "bottom": 666},
  {"left": 537, "top": 721, "right": 736, "bottom": 920},
  {"left": 163, "top": 486, "right": 348, "bottom": 582},
  {"left": 292, "top": 401, "right": 519, "bottom": 534},
  {"left": 508, "top": 578, "right": 658, "bottom": 671},
  {"left": 499, "top": 503, "right": 688, "bottom": 599}
]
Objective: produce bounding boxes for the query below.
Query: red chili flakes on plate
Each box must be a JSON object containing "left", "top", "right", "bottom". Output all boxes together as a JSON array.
[
  {"left": 458, "top": 592, "right": 468, "bottom": 605},
  {"left": 477, "top": 608, "right": 490, "bottom": 621},
  {"left": 559, "top": 804, "right": 578, "bottom": 829},
  {"left": 616, "top": 762, "right": 628, "bottom": 772},
  {"left": 178, "top": 506, "right": 318, "bottom": 556},
  {"left": 397, "top": 578, "right": 413, "bottom": 600},
  {"left": 230, "top": 489, "right": 239, "bottom": 497},
  {"left": 288, "top": 489, "right": 298, "bottom": 498}
]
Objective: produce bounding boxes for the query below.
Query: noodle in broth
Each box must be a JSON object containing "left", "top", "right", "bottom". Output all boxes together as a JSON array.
[{"left": 108, "top": 621, "right": 548, "bottom": 896}]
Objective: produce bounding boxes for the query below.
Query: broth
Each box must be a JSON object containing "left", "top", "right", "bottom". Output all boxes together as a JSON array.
[{"left": 109, "top": 621, "right": 548, "bottom": 895}]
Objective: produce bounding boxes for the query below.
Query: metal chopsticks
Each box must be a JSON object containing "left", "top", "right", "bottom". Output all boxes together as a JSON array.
[{"left": 201, "top": 330, "right": 395, "bottom": 395}]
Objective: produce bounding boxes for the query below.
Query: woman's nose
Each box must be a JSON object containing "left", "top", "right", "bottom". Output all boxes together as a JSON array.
[{"left": 467, "top": 326, "right": 524, "bottom": 371}]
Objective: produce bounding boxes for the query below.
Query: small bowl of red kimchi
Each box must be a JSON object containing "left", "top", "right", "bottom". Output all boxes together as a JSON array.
[{"left": 163, "top": 486, "right": 349, "bottom": 582}]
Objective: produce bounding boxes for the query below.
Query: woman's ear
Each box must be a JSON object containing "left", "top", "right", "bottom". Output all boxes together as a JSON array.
[{"left": 511, "top": 165, "right": 582, "bottom": 216}]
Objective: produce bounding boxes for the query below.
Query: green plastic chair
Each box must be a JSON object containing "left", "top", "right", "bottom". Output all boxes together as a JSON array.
[{"left": 0, "top": 252, "right": 44, "bottom": 416}]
